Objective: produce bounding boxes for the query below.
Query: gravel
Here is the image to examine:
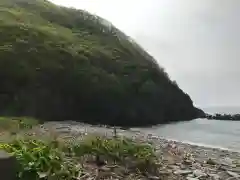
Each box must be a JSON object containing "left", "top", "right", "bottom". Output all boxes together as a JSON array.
[{"left": 35, "top": 121, "right": 240, "bottom": 180}]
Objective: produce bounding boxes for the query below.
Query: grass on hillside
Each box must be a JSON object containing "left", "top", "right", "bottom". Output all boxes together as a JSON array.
[
  {"left": 0, "top": 0, "right": 199, "bottom": 127},
  {"left": 0, "top": 117, "right": 39, "bottom": 133},
  {"left": 0, "top": 117, "right": 161, "bottom": 180}
]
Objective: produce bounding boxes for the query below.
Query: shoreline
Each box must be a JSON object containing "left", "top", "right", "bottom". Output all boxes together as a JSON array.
[
  {"left": 23, "top": 121, "right": 240, "bottom": 179},
  {"left": 40, "top": 121, "right": 240, "bottom": 155},
  {"left": 148, "top": 136, "right": 240, "bottom": 153},
  {"left": 43, "top": 121, "right": 240, "bottom": 153},
  {"left": 37, "top": 121, "right": 240, "bottom": 179},
  {"left": 40, "top": 121, "right": 240, "bottom": 153}
]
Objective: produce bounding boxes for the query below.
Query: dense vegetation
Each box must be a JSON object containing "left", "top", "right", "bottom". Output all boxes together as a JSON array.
[
  {"left": 0, "top": 0, "right": 202, "bottom": 126},
  {"left": 1, "top": 137, "right": 160, "bottom": 179}
]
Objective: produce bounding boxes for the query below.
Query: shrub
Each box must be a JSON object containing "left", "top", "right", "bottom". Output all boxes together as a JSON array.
[
  {"left": 0, "top": 135, "right": 160, "bottom": 179},
  {"left": 0, "top": 117, "right": 39, "bottom": 133},
  {"left": 0, "top": 139, "right": 82, "bottom": 180},
  {"left": 72, "top": 136, "right": 159, "bottom": 172}
]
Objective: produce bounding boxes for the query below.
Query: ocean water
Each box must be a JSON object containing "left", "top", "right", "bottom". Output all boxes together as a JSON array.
[{"left": 137, "top": 107, "right": 240, "bottom": 151}]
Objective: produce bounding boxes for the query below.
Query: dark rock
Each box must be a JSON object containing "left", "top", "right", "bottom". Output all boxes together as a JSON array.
[
  {"left": 0, "top": 150, "right": 17, "bottom": 180},
  {"left": 206, "top": 158, "right": 217, "bottom": 165},
  {"left": 183, "top": 159, "right": 193, "bottom": 165},
  {"left": 205, "top": 113, "right": 240, "bottom": 121}
]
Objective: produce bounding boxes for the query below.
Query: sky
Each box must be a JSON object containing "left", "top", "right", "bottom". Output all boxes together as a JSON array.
[{"left": 50, "top": 0, "right": 240, "bottom": 108}]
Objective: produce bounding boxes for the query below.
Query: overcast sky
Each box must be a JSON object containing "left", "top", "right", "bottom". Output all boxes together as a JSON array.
[{"left": 50, "top": 0, "right": 240, "bottom": 108}]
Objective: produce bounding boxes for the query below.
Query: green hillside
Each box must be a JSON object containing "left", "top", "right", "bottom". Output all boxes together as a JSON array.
[{"left": 0, "top": 0, "right": 203, "bottom": 126}]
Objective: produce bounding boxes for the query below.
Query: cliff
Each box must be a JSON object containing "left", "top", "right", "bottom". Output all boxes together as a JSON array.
[{"left": 0, "top": 0, "right": 202, "bottom": 126}]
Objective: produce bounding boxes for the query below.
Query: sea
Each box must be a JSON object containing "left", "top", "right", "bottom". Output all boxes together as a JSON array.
[{"left": 136, "top": 106, "right": 240, "bottom": 152}]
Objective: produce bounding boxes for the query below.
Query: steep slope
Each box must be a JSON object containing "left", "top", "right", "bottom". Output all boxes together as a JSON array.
[{"left": 0, "top": 0, "right": 202, "bottom": 126}]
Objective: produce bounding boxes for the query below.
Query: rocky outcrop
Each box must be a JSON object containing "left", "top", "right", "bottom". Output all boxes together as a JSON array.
[{"left": 206, "top": 113, "right": 240, "bottom": 121}]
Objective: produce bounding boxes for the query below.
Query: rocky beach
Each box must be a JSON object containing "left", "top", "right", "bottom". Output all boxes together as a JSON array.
[{"left": 27, "top": 121, "right": 240, "bottom": 180}]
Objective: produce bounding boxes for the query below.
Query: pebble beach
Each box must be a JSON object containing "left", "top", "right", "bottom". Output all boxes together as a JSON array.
[{"left": 33, "top": 121, "right": 240, "bottom": 180}]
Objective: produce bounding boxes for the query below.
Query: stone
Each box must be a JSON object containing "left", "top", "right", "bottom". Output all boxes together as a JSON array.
[
  {"left": 158, "top": 169, "right": 172, "bottom": 175},
  {"left": 235, "top": 160, "right": 240, "bottom": 166},
  {"left": 209, "top": 174, "right": 220, "bottom": 180},
  {"left": 227, "top": 171, "right": 240, "bottom": 178},
  {"left": 147, "top": 175, "right": 161, "bottom": 180},
  {"left": 206, "top": 158, "right": 217, "bottom": 165},
  {"left": 168, "top": 165, "right": 180, "bottom": 170},
  {"left": 187, "top": 174, "right": 194, "bottom": 178},
  {"left": 180, "top": 164, "right": 187, "bottom": 169},
  {"left": 37, "top": 172, "right": 48, "bottom": 179},
  {"left": 0, "top": 150, "right": 17, "bottom": 180},
  {"left": 192, "top": 162, "right": 202, "bottom": 169},
  {"left": 183, "top": 160, "right": 193, "bottom": 165},
  {"left": 231, "top": 168, "right": 240, "bottom": 173},
  {"left": 174, "top": 169, "right": 192, "bottom": 175},
  {"left": 220, "top": 157, "right": 235, "bottom": 167},
  {"left": 193, "top": 169, "right": 207, "bottom": 177},
  {"left": 186, "top": 178, "right": 199, "bottom": 180},
  {"left": 99, "top": 166, "right": 111, "bottom": 172}
]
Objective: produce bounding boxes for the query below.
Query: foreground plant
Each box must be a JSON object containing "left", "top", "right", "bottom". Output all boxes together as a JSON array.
[
  {"left": 0, "top": 132, "right": 161, "bottom": 179},
  {"left": 72, "top": 136, "right": 159, "bottom": 172},
  {"left": 0, "top": 139, "right": 82, "bottom": 180}
]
